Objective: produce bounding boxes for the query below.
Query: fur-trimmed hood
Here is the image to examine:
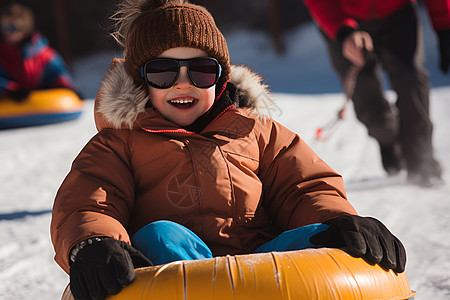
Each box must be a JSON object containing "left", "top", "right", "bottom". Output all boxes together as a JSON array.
[{"left": 95, "top": 59, "right": 275, "bottom": 130}]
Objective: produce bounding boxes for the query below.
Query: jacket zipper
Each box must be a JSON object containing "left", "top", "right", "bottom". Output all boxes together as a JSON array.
[{"left": 183, "top": 138, "right": 207, "bottom": 237}]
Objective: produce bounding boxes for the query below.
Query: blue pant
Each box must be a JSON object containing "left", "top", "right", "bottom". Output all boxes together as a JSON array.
[{"left": 131, "top": 220, "right": 329, "bottom": 266}]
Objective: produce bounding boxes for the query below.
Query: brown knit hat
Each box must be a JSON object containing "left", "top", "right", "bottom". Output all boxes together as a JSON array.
[{"left": 113, "top": 0, "right": 230, "bottom": 93}]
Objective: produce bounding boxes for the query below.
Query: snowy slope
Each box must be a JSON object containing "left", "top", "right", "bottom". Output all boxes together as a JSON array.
[
  {"left": 1, "top": 88, "right": 449, "bottom": 299},
  {"left": 1, "top": 7, "right": 449, "bottom": 300}
]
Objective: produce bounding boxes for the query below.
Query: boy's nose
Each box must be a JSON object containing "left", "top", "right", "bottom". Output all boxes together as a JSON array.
[{"left": 174, "top": 66, "right": 193, "bottom": 88}]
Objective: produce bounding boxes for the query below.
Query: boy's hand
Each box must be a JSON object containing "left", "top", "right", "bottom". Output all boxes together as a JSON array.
[
  {"left": 438, "top": 30, "right": 450, "bottom": 74},
  {"left": 70, "top": 238, "right": 152, "bottom": 300},
  {"left": 9, "top": 89, "right": 30, "bottom": 102},
  {"left": 310, "top": 214, "right": 406, "bottom": 273}
]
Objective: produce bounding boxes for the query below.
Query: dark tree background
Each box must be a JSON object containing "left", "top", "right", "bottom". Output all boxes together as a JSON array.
[
  {"left": 2, "top": 0, "right": 429, "bottom": 64},
  {"left": 2, "top": 0, "right": 312, "bottom": 64}
]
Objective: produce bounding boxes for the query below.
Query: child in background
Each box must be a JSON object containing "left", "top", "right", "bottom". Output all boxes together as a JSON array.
[
  {"left": 0, "top": 2, "right": 78, "bottom": 101},
  {"left": 51, "top": 1, "right": 406, "bottom": 299}
]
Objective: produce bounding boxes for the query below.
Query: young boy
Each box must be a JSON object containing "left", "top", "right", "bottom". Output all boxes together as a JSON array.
[{"left": 50, "top": 1, "right": 406, "bottom": 299}]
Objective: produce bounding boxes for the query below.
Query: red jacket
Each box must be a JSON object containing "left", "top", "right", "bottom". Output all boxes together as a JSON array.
[
  {"left": 303, "top": 0, "right": 450, "bottom": 39},
  {"left": 0, "top": 31, "right": 77, "bottom": 96}
]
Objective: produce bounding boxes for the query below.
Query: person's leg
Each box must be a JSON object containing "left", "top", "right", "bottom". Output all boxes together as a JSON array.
[
  {"left": 131, "top": 220, "right": 213, "bottom": 265},
  {"left": 323, "top": 33, "right": 401, "bottom": 174},
  {"left": 253, "top": 223, "right": 329, "bottom": 253},
  {"left": 377, "top": 3, "right": 442, "bottom": 186}
]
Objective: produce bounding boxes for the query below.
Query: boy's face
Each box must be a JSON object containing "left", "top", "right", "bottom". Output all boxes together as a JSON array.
[
  {"left": 147, "top": 47, "right": 216, "bottom": 127},
  {"left": 1, "top": 16, "right": 28, "bottom": 45}
]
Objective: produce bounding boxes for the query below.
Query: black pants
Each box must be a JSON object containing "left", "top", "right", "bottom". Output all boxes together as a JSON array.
[{"left": 323, "top": 3, "right": 436, "bottom": 172}]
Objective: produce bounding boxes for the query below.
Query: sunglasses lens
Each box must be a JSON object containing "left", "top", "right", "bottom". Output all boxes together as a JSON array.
[
  {"left": 145, "top": 59, "right": 179, "bottom": 89},
  {"left": 144, "top": 58, "right": 220, "bottom": 89},
  {"left": 189, "top": 58, "right": 219, "bottom": 88}
]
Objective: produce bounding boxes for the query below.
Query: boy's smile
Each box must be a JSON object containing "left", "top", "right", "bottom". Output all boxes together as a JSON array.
[
  {"left": 148, "top": 47, "right": 217, "bottom": 127},
  {"left": 168, "top": 96, "right": 197, "bottom": 109}
]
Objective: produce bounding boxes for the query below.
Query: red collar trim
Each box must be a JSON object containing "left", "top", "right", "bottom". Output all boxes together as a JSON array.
[
  {"left": 141, "top": 128, "right": 195, "bottom": 134},
  {"left": 140, "top": 104, "right": 236, "bottom": 134},
  {"left": 211, "top": 104, "right": 235, "bottom": 124}
]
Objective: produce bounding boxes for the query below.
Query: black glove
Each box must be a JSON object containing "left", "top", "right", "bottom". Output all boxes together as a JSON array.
[
  {"left": 70, "top": 238, "right": 152, "bottom": 300},
  {"left": 9, "top": 89, "right": 30, "bottom": 102},
  {"left": 310, "top": 214, "right": 406, "bottom": 273},
  {"left": 438, "top": 30, "right": 450, "bottom": 74}
]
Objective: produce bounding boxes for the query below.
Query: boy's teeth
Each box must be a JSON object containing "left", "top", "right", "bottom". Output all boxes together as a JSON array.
[{"left": 170, "top": 99, "right": 194, "bottom": 104}]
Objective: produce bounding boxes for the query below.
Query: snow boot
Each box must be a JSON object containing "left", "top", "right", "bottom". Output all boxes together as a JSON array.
[
  {"left": 407, "top": 158, "right": 443, "bottom": 188},
  {"left": 379, "top": 142, "right": 403, "bottom": 176}
]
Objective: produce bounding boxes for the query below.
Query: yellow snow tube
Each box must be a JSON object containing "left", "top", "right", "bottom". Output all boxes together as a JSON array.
[
  {"left": 0, "top": 88, "right": 83, "bottom": 129},
  {"left": 61, "top": 248, "right": 416, "bottom": 300}
]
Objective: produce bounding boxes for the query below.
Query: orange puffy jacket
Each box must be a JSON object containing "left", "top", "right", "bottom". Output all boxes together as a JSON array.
[{"left": 50, "top": 60, "right": 357, "bottom": 273}]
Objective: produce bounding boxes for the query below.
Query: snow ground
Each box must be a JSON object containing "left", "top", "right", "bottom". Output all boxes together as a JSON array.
[{"left": 1, "top": 7, "right": 449, "bottom": 300}]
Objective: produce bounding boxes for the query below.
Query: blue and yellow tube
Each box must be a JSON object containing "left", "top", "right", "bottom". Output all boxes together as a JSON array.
[{"left": 0, "top": 88, "right": 83, "bottom": 129}]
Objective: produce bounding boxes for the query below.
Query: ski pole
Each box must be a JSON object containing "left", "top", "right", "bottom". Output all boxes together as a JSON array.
[
  {"left": 315, "top": 66, "right": 359, "bottom": 142},
  {"left": 315, "top": 100, "right": 349, "bottom": 142}
]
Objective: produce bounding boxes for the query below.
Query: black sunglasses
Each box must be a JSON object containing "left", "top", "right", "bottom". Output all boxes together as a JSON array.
[{"left": 140, "top": 57, "right": 222, "bottom": 89}]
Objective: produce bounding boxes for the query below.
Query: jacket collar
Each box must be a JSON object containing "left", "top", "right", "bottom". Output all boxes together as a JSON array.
[{"left": 95, "top": 61, "right": 275, "bottom": 130}]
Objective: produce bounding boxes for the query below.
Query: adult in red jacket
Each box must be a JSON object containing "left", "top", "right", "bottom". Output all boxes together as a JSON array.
[{"left": 303, "top": 0, "right": 450, "bottom": 187}]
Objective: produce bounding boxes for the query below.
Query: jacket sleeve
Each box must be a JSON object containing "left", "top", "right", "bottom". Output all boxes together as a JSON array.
[
  {"left": 303, "top": 0, "right": 359, "bottom": 39},
  {"left": 424, "top": 0, "right": 450, "bottom": 32},
  {"left": 257, "top": 118, "right": 357, "bottom": 231},
  {"left": 50, "top": 129, "right": 136, "bottom": 273},
  {"left": 40, "top": 49, "right": 78, "bottom": 92},
  {"left": 0, "top": 66, "right": 19, "bottom": 96},
  {"left": 0, "top": 75, "right": 10, "bottom": 96}
]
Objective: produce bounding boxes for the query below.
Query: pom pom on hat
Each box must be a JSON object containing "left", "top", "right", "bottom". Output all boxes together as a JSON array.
[{"left": 141, "top": 0, "right": 188, "bottom": 10}]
